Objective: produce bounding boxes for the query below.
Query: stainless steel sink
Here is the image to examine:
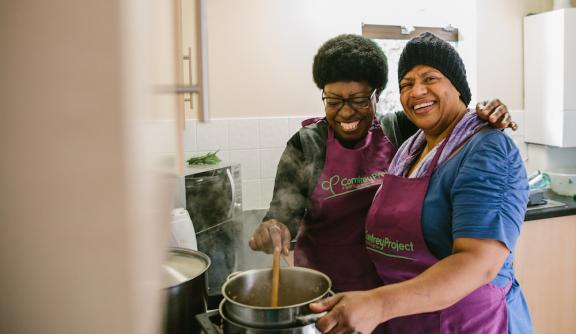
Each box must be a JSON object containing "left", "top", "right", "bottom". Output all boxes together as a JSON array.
[{"left": 526, "top": 199, "right": 567, "bottom": 211}]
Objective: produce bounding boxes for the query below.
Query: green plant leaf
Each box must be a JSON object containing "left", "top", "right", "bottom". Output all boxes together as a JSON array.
[{"left": 187, "top": 150, "right": 221, "bottom": 165}]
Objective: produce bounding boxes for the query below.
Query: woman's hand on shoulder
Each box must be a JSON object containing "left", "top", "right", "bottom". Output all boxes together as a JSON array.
[
  {"left": 475, "top": 99, "right": 518, "bottom": 131},
  {"left": 248, "top": 219, "right": 291, "bottom": 256}
]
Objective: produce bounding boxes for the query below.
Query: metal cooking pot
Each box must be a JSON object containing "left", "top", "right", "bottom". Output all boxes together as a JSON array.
[
  {"left": 221, "top": 267, "right": 331, "bottom": 329},
  {"left": 163, "top": 247, "right": 211, "bottom": 334},
  {"left": 219, "top": 299, "right": 320, "bottom": 334}
]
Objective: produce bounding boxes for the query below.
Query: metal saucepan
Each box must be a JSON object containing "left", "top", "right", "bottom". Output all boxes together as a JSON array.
[
  {"left": 221, "top": 267, "right": 331, "bottom": 329},
  {"left": 163, "top": 247, "right": 211, "bottom": 334},
  {"left": 219, "top": 299, "right": 320, "bottom": 333}
]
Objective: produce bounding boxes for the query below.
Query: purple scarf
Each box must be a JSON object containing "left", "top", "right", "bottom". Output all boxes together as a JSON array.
[{"left": 388, "top": 110, "right": 488, "bottom": 178}]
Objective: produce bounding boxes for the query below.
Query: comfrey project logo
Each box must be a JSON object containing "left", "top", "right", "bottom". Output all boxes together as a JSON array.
[
  {"left": 366, "top": 232, "right": 416, "bottom": 261},
  {"left": 320, "top": 171, "right": 386, "bottom": 199}
]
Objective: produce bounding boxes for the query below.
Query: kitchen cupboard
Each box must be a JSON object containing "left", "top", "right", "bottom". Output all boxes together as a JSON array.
[
  {"left": 3, "top": 1, "right": 177, "bottom": 333},
  {"left": 514, "top": 215, "right": 576, "bottom": 333},
  {"left": 524, "top": 8, "right": 576, "bottom": 147}
]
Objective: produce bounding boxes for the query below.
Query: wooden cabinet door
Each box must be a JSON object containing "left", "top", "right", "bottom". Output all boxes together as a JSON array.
[{"left": 514, "top": 216, "right": 576, "bottom": 333}]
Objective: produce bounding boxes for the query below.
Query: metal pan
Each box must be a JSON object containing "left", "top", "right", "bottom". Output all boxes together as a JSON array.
[
  {"left": 220, "top": 299, "right": 321, "bottom": 333},
  {"left": 221, "top": 267, "right": 331, "bottom": 329}
]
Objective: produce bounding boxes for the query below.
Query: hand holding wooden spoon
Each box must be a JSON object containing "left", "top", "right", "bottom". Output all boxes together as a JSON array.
[
  {"left": 270, "top": 225, "right": 282, "bottom": 307},
  {"left": 271, "top": 246, "right": 281, "bottom": 307}
]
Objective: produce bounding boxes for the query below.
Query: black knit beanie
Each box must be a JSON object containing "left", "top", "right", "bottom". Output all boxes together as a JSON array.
[{"left": 397, "top": 32, "right": 471, "bottom": 106}]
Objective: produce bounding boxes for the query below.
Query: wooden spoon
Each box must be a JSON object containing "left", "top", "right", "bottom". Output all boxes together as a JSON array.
[{"left": 271, "top": 247, "right": 281, "bottom": 307}]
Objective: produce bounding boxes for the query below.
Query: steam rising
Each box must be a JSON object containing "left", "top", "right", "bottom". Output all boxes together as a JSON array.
[{"left": 263, "top": 145, "right": 317, "bottom": 265}]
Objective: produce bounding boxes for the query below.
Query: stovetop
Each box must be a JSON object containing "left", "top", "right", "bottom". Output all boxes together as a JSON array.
[{"left": 196, "top": 309, "right": 223, "bottom": 334}]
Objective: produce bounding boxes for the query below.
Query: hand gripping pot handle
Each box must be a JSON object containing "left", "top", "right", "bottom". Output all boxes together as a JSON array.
[
  {"left": 299, "top": 311, "right": 362, "bottom": 334},
  {"left": 294, "top": 289, "right": 335, "bottom": 326},
  {"left": 294, "top": 311, "right": 327, "bottom": 326}
]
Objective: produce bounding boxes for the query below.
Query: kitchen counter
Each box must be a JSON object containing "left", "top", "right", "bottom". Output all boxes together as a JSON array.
[{"left": 524, "top": 190, "right": 576, "bottom": 221}]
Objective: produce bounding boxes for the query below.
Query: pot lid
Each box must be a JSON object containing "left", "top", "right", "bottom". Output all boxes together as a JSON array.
[{"left": 163, "top": 248, "right": 210, "bottom": 288}]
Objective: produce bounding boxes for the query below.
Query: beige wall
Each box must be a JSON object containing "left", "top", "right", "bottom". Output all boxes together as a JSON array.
[
  {"left": 194, "top": 0, "right": 571, "bottom": 117},
  {"left": 199, "top": 0, "right": 478, "bottom": 118},
  {"left": 0, "top": 1, "right": 177, "bottom": 334},
  {"left": 475, "top": 0, "right": 554, "bottom": 110}
]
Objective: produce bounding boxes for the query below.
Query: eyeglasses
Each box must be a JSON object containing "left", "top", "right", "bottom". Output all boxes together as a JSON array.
[{"left": 322, "top": 89, "right": 377, "bottom": 112}]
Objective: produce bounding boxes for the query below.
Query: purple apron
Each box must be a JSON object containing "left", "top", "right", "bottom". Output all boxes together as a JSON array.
[
  {"left": 294, "top": 118, "right": 396, "bottom": 293},
  {"left": 365, "top": 135, "right": 509, "bottom": 333}
]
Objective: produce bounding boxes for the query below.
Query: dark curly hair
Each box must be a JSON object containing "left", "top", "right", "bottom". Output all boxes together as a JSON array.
[{"left": 312, "top": 34, "right": 388, "bottom": 93}]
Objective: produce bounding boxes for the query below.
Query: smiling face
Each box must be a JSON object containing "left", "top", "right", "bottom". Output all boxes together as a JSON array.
[
  {"left": 399, "top": 65, "right": 467, "bottom": 136},
  {"left": 323, "top": 81, "right": 376, "bottom": 143}
]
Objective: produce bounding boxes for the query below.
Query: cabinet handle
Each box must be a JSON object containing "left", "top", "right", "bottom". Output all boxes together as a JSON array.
[
  {"left": 154, "top": 84, "right": 200, "bottom": 94},
  {"left": 183, "top": 47, "right": 194, "bottom": 110}
]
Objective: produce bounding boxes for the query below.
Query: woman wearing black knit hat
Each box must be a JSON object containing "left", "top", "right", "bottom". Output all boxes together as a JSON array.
[
  {"left": 311, "top": 32, "right": 533, "bottom": 334},
  {"left": 249, "top": 33, "right": 514, "bottom": 298}
]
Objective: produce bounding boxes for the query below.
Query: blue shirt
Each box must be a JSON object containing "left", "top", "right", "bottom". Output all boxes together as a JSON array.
[{"left": 422, "top": 129, "right": 533, "bottom": 333}]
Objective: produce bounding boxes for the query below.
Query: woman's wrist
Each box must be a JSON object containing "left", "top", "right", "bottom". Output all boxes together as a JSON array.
[{"left": 371, "top": 285, "right": 404, "bottom": 323}]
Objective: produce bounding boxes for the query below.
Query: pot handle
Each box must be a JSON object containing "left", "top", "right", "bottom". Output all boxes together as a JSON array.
[
  {"left": 226, "top": 271, "right": 242, "bottom": 281},
  {"left": 294, "top": 311, "right": 327, "bottom": 326},
  {"left": 195, "top": 309, "right": 220, "bottom": 334},
  {"left": 296, "top": 289, "right": 335, "bottom": 325},
  {"left": 298, "top": 313, "right": 362, "bottom": 334}
]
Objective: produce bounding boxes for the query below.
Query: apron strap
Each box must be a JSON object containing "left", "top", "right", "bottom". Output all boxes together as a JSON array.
[
  {"left": 327, "top": 125, "right": 335, "bottom": 141},
  {"left": 301, "top": 116, "right": 325, "bottom": 127},
  {"left": 424, "top": 130, "right": 453, "bottom": 177}
]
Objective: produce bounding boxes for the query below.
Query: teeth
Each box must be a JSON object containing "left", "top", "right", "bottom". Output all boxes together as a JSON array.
[
  {"left": 340, "top": 121, "right": 359, "bottom": 131},
  {"left": 414, "top": 101, "right": 434, "bottom": 110}
]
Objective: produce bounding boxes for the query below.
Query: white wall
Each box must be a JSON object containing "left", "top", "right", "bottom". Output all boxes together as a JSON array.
[
  {"left": 475, "top": 0, "right": 553, "bottom": 109},
  {"left": 181, "top": 0, "right": 576, "bottom": 207},
  {"left": 201, "top": 0, "right": 477, "bottom": 118},
  {"left": 524, "top": 145, "right": 576, "bottom": 174},
  {"left": 198, "top": 0, "right": 569, "bottom": 118},
  {"left": 183, "top": 116, "right": 308, "bottom": 210},
  {"left": 476, "top": 0, "right": 576, "bottom": 174}
]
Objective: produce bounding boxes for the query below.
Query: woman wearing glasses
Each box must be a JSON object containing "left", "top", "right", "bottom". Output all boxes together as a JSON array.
[{"left": 249, "top": 34, "right": 514, "bottom": 294}]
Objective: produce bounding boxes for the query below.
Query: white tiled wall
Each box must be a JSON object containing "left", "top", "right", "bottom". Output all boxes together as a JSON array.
[
  {"left": 196, "top": 119, "right": 229, "bottom": 151},
  {"left": 184, "top": 116, "right": 310, "bottom": 210},
  {"left": 185, "top": 111, "right": 573, "bottom": 210}
]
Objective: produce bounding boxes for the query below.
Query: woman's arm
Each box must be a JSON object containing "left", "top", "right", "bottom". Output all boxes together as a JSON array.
[{"left": 311, "top": 238, "right": 509, "bottom": 334}]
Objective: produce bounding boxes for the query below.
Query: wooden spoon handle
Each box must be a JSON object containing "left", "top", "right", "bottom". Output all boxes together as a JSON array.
[{"left": 271, "top": 247, "right": 281, "bottom": 307}]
